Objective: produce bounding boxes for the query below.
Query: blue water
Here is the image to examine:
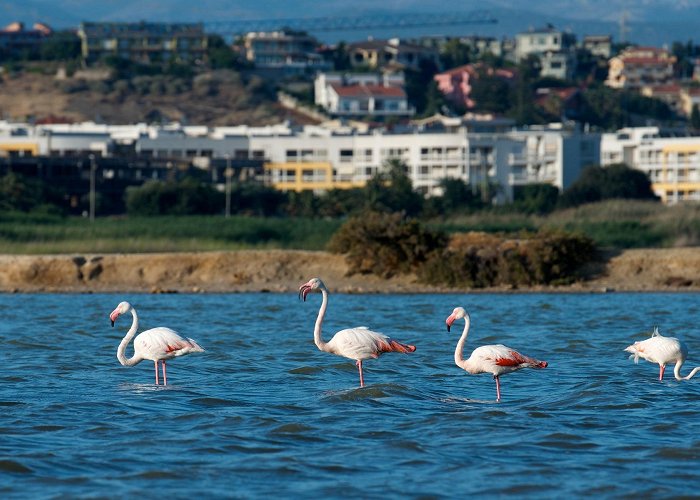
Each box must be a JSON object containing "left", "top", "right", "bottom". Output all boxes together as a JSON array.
[{"left": 1, "top": 292, "right": 700, "bottom": 498}]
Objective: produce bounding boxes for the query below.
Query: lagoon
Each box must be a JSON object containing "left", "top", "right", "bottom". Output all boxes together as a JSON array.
[{"left": 1, "top": 292, "right": 699, "bottom": 497}]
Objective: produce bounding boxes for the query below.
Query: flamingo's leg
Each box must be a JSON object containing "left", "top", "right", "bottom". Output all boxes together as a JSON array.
[
  {"left": 494, "top": 375, "right": 501, "bottom": 401},
  {"left": 154, "top": 360, "right": 159, "bottom": 385},
  {"left": 659, "top": 364, "right": 666, "bottom": 381},
  {"left": 356, "top": 360, "right": 365, "bottom": 388},
  {"left": 162, "top": 360, "right": 168, "bottom": 386}
]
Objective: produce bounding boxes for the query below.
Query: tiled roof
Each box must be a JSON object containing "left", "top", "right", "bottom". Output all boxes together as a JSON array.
[{"left": 331, "top": 84, "right": 406, "bottom": 98}]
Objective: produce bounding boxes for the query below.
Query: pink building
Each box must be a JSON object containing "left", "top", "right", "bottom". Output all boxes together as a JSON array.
[{"left": 434, "top": 64, "right": 516, "bottom": 109}]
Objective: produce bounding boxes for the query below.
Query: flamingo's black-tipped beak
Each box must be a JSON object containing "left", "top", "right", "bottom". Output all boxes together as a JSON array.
[
  {"left": 446, "top": 323, "right": 451, "bottom": 332},
  {"left": 111, "top": 320, "right": 115, "bottom": 327},
  {"left": 298, "top": 284, "right": 311, "bottom": 302}
]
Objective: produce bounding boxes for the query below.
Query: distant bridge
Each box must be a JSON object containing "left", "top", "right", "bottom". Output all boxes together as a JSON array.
[{"left": 204, "top": 10, "right": 497, "bottom": 37}]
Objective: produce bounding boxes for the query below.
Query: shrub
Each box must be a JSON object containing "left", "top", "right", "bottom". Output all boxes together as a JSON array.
[
  {"left": 418, "top": 230, "right": 596, "bottom": 288},
  {"left": 328, "top": 210, "right": 447, "bottom": 278}
]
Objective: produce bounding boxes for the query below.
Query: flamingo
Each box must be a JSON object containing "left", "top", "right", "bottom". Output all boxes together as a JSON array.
[
  {"left": 298, "top": 277, "right": 416, "bottom": 388},
  {"left": 624, "top": 327, "right": 700, "bottom": 381},
  {"left": 110, "top": 301, "right": 205, "bottom": 385},
  {"left": 446, "top": 307, "right": 547, "bottom": 401}
]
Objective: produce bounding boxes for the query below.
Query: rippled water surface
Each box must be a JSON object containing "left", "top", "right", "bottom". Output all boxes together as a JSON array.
[{"left": 1, "top": 292, "right": 700, "bottom": 498}]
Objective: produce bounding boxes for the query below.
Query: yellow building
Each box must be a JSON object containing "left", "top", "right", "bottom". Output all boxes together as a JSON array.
[
  {"left": 656, "top": 144, "right": 700, "bottom": 203},
  {"left": 264, "top": 162, "right": 364, "bottom": 192}
]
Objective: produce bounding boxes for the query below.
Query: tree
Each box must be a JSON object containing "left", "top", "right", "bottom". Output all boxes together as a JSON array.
[
  {"left": 512, "top": 183, "right": 560, "bottom": 214},
  {"left": 404, "top": 58, "right": 441, "bottom": 115},
  {"left": 40, "top": 30, "right": 81, "bottom": 61},
  {"left": 690, "top": 104, "right": 700, "bottom": 131},
  {"left": 125, "top": 178, "right": 223, "bottom": 215},
  {"left": 365, "top": 159, "right": 423, "bottom": 216},
  {"left": 470, "top": 73, "right": 511, "bottom": 113},
  {"left": 440, "top": 40, "right": 471, "bottom": 69},
  {"left": 558, "top": 163, "right": 658, "bottom": 208}
]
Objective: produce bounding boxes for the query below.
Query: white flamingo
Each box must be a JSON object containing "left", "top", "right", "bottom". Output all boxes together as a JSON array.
[
  {"left": 624, "top": 327, "right": 700, "bottom": 381},
  {"left": 446, "top": 307, "right": 547, "bottom": 401},
  {"left": 110, "top": 301, "right": 205, "bottom": 385},
  {"left": 298, "top": 278, "right": 416, "bottom": 388}
]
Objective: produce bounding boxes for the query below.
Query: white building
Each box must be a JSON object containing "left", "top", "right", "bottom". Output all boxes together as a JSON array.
[
  {"left": 515, "top": 26, "right": 577, "bottom": 80},
  {"left": 0, "top": 119, "right": 600, "bottom": 204},
  {"left": 314, "top": 72, "right": 413, "bottom": 118},
  {"left": 601, "top": 126, "right": 700, "bottom": 204}
]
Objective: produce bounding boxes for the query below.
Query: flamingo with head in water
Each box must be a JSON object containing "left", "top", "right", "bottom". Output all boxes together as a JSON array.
[
  {"left": 298, "top": 277, "right": 416, "bottom": 388},
  {"left": 624, "top": 327, "right": 700, "bottom": 381},
  {"left": 110, "top": 301, "right": 205, "bottom": 385},
  {"left": 446, "top": 307, "right": 547, "bottom": 401}
]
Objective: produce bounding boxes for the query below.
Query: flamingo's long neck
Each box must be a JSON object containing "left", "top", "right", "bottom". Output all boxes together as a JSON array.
[
  {"left": 313, "top": 288, "right": 330, "bottom": 353},
  {"left": 674, "top": 360, "right": 700, "bottom": 381},
  {"left": 117, "top": 308, "right": 142, "bottom": 367},
  {"left": 454, "top": 315, "right": 471, "bottom": 370}
]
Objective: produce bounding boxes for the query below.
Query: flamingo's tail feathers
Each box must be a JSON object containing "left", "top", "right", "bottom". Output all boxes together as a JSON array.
[
  {"left": 380, "top": 339, "right": 416, "bottom": 354},
  {"left": 624, "top": 344, "right": 641, "bottom": 363}
]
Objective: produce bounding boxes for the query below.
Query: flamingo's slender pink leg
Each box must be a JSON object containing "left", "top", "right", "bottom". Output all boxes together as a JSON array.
[
  {"left": 356, "top": 360, "right": 364, "bottom": 388},
  {"left": 494, "top": 375, "right": 501, "bottom": 401},
  {"left": 154, "top": 360, "right": 159, "bottom": 385},
  {"left": 162, "top": 361, "right": 168, "bottom": 386},
  {"left": 659, "top": 364, "right": 666, "bottom": 381}
]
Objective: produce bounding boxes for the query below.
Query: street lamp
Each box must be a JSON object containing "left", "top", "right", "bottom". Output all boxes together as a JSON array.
[
  {"left": 224, "top": 155, "right": 232, "bottom": 218},
  {"left": 89, "top": 154, "right": 96, "bottom": 222}
]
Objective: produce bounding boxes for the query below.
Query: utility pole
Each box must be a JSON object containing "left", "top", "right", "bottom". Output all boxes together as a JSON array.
[
  {"left": 89, "top": 154, "right": 96, "bottom": 222},
  {"left": 225, "top": 155, "right": 232, "bottom": 218}
]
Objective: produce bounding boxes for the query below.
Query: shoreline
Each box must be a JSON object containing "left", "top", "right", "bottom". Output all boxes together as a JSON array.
[{"left": 0, "top": 248, "right": 699, "bottom": 294}]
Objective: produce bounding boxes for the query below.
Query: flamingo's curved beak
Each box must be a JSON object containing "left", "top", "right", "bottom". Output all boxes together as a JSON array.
[
  {"left": 109, "top": 310, "right": 119, "bottom": 327},
  {"left": 298, "top": 284, "right": 311, "bottom": 302},
  {"left": 111, "top": 320, "right": 114, "bottom": 327},
  {"left": 446, "top": 315, "right": 455, "bottom": 332}
]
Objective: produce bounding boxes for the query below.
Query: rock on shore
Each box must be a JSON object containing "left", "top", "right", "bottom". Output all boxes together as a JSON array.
[{"left": 0, "top": 248, "right": 698, "bottom": 293}]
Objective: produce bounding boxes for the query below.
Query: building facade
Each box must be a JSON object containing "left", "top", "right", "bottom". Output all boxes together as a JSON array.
[
  {"left": 78, "top": 22, "right": 207, "bottom": 66},
  {"left": 605, "top": 46, "right": 676, "bottom": 90},
  {"left": 515, "top": 26, "right": 577, "bottom": 80},
  {"left": 601, "top": 126, "right": 700, "bottom": 203}
]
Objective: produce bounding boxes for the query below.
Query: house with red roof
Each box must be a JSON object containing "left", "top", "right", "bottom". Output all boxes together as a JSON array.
[{"left": 315, "top": 72, "right": 414, "bottom": 118}]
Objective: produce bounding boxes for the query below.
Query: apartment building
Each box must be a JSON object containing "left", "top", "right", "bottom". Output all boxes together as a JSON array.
[
  {"left": 605, "top": 46, "right": 675, "bottom": 90},
  {"left": 346, "top": 38, "right": 440, "bottom": 72},
  {"left": 243, "top": 30, "right": 330, "bottom": 74},
  {"left": 515, "top": 26, "right": 577, "bottom": 80},
  {"left": 601, "top": 126, "right": 700, "bottom": 203},
  {"left": 0, "top": 22, "right": 52, "bottom": 58},
  {"left": 77, "top": 22, "right": 207, "bottom": 66},
  {"left": 0, "top": 119, "right": 599, "bottom": 204}
]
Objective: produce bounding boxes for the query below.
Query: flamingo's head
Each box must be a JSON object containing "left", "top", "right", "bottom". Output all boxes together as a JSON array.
[
  {"left": 110, "top": 301, "right": 132, "bottom": 327},
  {"left": 446, "top": 306, "right": 469, "bottom": 332},
  {"left": 298, "top": 277, "right": 326, "bottom": 302}
]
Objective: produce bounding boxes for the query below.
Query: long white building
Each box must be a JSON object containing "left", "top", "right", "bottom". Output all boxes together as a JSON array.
[{"left": 0, "top": 118, "right": 600, "bottom": 204}]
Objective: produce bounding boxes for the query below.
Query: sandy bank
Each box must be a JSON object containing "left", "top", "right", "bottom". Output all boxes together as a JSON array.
[{"left": 0, "top": 248, "right": 699, "bottom": 294}]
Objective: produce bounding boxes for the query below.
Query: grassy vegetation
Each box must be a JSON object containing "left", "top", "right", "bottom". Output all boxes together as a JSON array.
[
  {"left": 0, "top": 213, "right": 341, "bottom": 254},
  {"left": 435, "top": 200, "right": 700, "bottom": 249},
  {"left": 0, "top": 200, "right": 698, "bottom": 255}
]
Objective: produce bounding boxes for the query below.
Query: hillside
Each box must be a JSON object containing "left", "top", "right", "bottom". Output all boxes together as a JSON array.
[{"left": 0, "top": 69, "right": 315, "bottom": 126}]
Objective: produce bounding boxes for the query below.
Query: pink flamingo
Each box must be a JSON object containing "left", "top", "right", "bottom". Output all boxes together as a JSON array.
[
  {"left": 625, "top": 327, "right": 700, "bottom": 381},
  {"left": 446, "top": 307, "right": 547, "bottom": 401},
  {"left": 110, "top": 301, "right": 205, "bottom": 385},
  {"left": 298, "top": 278, "right": 416, "bottom": 388}
]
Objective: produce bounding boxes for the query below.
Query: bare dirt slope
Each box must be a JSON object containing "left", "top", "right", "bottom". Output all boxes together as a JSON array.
[
  {"left": 0, "top": 71, "right": 315, "bottom": 126},
  {"left": 0, "top": 248, "right": 698, "bottom": 294}
]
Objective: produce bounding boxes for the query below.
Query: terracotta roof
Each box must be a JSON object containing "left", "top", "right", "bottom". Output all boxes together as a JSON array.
[{"left": 331, "top": 84, "right": 406, "bottom": 98}]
